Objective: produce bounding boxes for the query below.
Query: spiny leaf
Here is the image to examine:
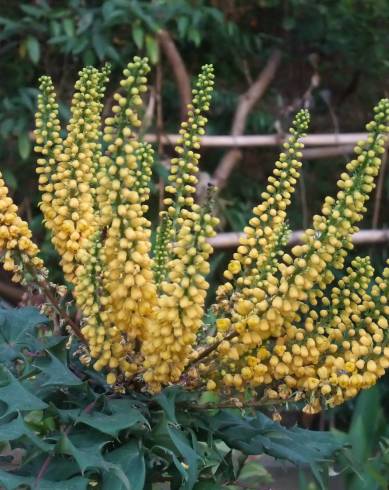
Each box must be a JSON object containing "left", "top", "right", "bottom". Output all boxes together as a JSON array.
[
  {"left": 154, "top": 386, "right": 197, "bottom": 423},
  {"left": 0, "top": 367, "right": 47, "bottom": 417},
  {"left": 103, "top": 440, "right": 146, "bottom": 490},
  {"left": 58, "top": 433, "right": 130, "bottom": 489},
  {"left": 0, "top": 413, "right": 52, "bottom": 451},
  {"left": 154, "top": 388, "right": 179, "bottom": 423},
  {"left": 32, "top": 348, "right": 82, "bottom": 387},
  {"left": 209, "top": 410, "right": 347, "bottom": 489},
  {"left": 167, "top": 424, "right": 200, "bottom": 490},
  {"left": 150, "top": 408, "right": 200, "bottom": 490},
  {"left": 0, "top": 307, "right": 49, "bottom": 363},
  {"left": 0, "top": 469, "right": 88, "bottom": 490},
  {"left": 58, "top": 400, "right": 149, "bottom": 437}
]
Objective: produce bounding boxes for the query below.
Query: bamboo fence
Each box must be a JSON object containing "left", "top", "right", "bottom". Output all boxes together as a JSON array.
[
  {"left": 208, "top": 229, "right": 389, "bottom": 249},
  {"left": 145, "top": 131, "right": 388, "bottom": 247},
  {"left": 144, "top": 132, "right": 367, "bottom": 147}
]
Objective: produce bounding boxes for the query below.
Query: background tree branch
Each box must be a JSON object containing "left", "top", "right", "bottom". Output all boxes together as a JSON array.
[
  {"left": 157, "top": 29, "right": 192, "bottom": 121},
  {"left": 212, "top": 49, "right": 282, "bottom": 189}
]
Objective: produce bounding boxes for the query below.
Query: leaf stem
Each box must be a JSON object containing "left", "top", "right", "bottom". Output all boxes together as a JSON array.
[{"left": 36, "top": 278, "right": 85, "bottom": 342}]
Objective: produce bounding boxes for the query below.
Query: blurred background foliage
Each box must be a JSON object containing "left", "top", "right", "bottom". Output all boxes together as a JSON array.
[{"left": 0, "top": 1, "right": 388, "bottom": 487}]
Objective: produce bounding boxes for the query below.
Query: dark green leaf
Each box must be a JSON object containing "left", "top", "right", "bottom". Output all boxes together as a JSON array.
[
  {"left": 2, "top": 169, "right": 17, "bottom": 191},
  {"left": 188, "top": 27, "right": 201, "bottom": 47},
  {"left": 236, "top": 460, "right": 272, "bottom": 486},
  {"left": 167, "top": 424, "right": 199, "bottom": 490},
  {"left": 58, "top": 433, "right": 130, "bottom": 488},
  {"left": 0, "top": 119, "right": 13, "bottom": 138},
  {"left": 210, "top": 410, "right": 347, "bottom": 489},
  {"left": 58, "top": 433, "right": 109, "bottom": 474},
  {"left": 104, "top": 440, "right": 145, "bottom": 490},
  {"left": 0, "top": 469, "right": 88, "bottom": 490},
  {"left": 0, "top": 367, "right": 47, "bottom": 417},
  {"left": 102, "top": 2, "right": 120, "bottom": 22},
  {"left": 62, "top": 18, "right": 75, "bottom": 37},
  {"left": 18, "top": 131, "right": 31, "bottom": 159},
  {"left": 33, "top": 349, "right": 82, "bottom": 387},
  {"left": 349, "top": 386, "right": 383, "bottom": 463},
  {"left": 20, "top": 4, "right": 46, "bottom": 18},
  {"left": 153, "top": 160, "right": 169, "bottom": 182},
  {"left": 153, "top": 444, "right": 188, "bottom": 482},
  {"left": 19, "top": 87, "right": 37, "bottom": 111},
  {"left": 0, "top": 307, "right": 50, "bottom": 363},
  {"left": 82, "top": 48, "right": 96, "bottom": 66},
  {"left": 154, "top": 387, "right": 180, "bottom": 423},
  {"left": 145, "top": 35, "right": 159, "bottom": 64},
  {"left": 72, "top": 36, "right": 89, "bottom": 55},
  {"left": 77, "top": 11, "right": 94, "bottom": 34},
  {"left": 92, "top": 30, "right": 106, "bottom": 60},
  {"left": 132, "top": 23, "right": 144, "bottom": 49},
  {"left": 58, "top": 400, "right": 148, "bottom": 437},
  {"left": 177, "top": 16, "right": 189, "bottom": 38},
  {"left": 50, "top": 19, "right": 61, "bottom": 37},
  {"left": 0, "top": 413, "right": 51, "bottom": 451},
  {"left": 105, "top": 45, "right": 121, "bottom": 63},
  {"left": 128, "top": 3, "right": 159, "bottom": 32},
  {"left": 26, "top": 35, "right": 40, "bottom": 63}
]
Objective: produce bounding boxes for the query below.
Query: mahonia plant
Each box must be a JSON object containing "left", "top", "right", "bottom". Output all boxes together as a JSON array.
[{"left": 1, "top": 56, "right": 388, "bottom": 414}]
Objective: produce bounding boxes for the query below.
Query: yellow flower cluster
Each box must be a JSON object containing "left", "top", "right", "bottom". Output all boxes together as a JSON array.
[
  {"left": 215, "top": 111, "right": 309, "bottom": 323},
  {"left": 35, "top": 65, "right": 110, "bottom": 283},
  {"left": 2, "top": 56, "right": 386, "bottom": 411},
  {"left": 32, "top": 58, "right": 218, "bottom": 388},
  {"left": 79, "top": 59, "right": 156, "bottom": 381},
  {"left": 141, "top": 66, "right": 216, "bottom": 391},
  {"left": 157, "top": 64, "right": 214, "bottom": 280},
  {"left": 143, "top": 192, "right": 219, "bottom": 391},
  {"left": 0, "top": 172, "right": 43, "bottom": 282},
  {"left": 205, "top": 98, "right": 389, "bottom": 411}
]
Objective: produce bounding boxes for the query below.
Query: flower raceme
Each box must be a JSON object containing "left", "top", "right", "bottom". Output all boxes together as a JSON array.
[
  {"left": 0, "top": 56, "right": 388, "bottom": 413},
  {"left": 0, "top": 174, "right": 43, "bottom": 282}
]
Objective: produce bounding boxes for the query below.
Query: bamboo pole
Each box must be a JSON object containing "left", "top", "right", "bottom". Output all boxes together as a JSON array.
[
  {"left": 208, "top": 229, "right": 389, "bottom": 249},
  {"left": 144, "top": 133, "right": 367, "bottom": 148}
]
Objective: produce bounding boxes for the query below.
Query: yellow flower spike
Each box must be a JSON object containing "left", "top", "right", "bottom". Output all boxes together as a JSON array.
[
  {"left": 207, "top": 102, "right": 389, "bottom": 398},
  {"left": 34, "top": 75, "right": 63, "bottom": 226},
  {"left": 207, "top": 112, "right": 310, "bottom": 391},
  {"left": 249, "top": 99, "right": 389, "bottom": 348},
  {"left": 41, "top": 65, "right": 110, "bottom": 283},
  {"left": 217, "top": 110, "right": 309, "bottom": 302},
  {"left": 143, "top": 187, "right": 219, "bottom": 390},
  {"left": 93, "top": 57, "right": 156, "bottom": 377},
  {"left": 96, "top": 57, "right": 150, "bottom": 225},
  {"left": 154, "top": 64, "right": 214, "bottom": 283},
  {"left": 41, "top": 65, "right": 113, "bottom": 374},
  {"left": 273, "top": 256, "right": 388, "bottom": 408},
  {"left": 281, "top": 100, "right": 389, "bottom": 318},
  {"left": 210, "top": 113, "right": 309, "bottom": 384},
  {"left": 0, "top": 172, "right": 44, "bottom": 280}
]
